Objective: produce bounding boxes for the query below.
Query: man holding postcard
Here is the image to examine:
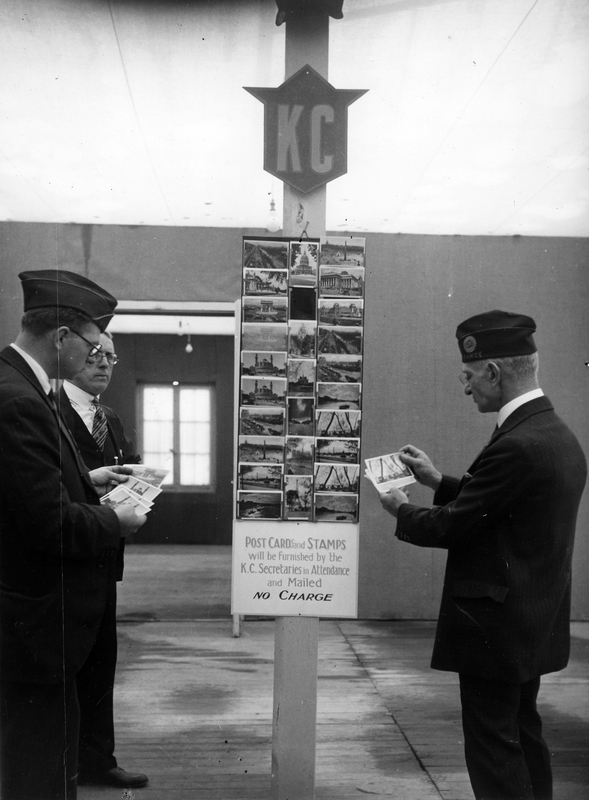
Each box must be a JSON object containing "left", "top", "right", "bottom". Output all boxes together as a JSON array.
[
  {"left": 379, "top": 310, "right": 586, "bottom": 800},
  {"left": 60, "top": 331, "right": 149, "bottom": 790},
  {"left": 0, "top": 270, "right": 146, "bottom": 800}
]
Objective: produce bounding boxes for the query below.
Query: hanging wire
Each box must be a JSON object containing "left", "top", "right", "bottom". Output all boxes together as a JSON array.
[
  {"left": 107, "top": 1, "right": 177, "bottom": 225},
  {"left": 391, "top": 0, "right": 542, "bottom": 227}
]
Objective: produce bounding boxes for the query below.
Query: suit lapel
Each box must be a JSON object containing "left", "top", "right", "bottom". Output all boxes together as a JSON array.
[
  {"left": 466, "top": 396, "right": 554, "bottom": 474},
  {"left": 0, "top": 348, "right": 95, "bottom": 488}
]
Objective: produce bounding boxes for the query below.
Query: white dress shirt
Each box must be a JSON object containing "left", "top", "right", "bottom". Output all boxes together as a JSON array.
[
  {"left": 62, "top": 380, "right": 99, "bottom": 434},
  {"left": 497, "top": 388, "right": 545, "bottom": 428}
]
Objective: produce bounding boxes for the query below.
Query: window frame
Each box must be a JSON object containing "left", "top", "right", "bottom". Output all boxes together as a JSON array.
[{"left": 137, "top": 382, "right": 216, "bottom": 494}]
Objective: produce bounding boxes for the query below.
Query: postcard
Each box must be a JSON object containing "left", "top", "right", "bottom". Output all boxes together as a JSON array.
[
  {"left": 238, "top": 436, "right": 284, "bottom": 464},
  {"left": 288, "top": 320, "right": 316, "bottom": 358},
  {"left": 283, "top": 475, "right": 313, "bottom": 520},
  {"left": 243, "top": 269, "right": 288, "bottom": 296},
  {"left": 240, "top": 407, "right": 285, "bottom": 436},
  {"left": 315, "top": 437, "right": 360, "bottom": 464},
  {"left": 237, "top": 491, "right": 282, "bottom": 520},
  {"left": 238, "top": 463, "right": 282, "bottom": 491},
  {"left": 243, "top": 238, "right": 289, "bottom": 271},
  {"left": 242, "top": 295, "right": 288, "bottom": 323},
  {"left": 285, "top": 436, "right": 314, "bottom": 475},
  {"left": 121, "top": 476, "right": 161, "bottom": 503},
  {"left": 242, "top": 323, "right": 288, "bottom": 352},
  {"left": 241, "top": 350, "right": 286, "bottom": 377},
  {"left": 317, "top": 354, "right": 362, "bottom": 383},
  {"left": 319, "top": 236, "right": 365, "bottom": 267},
  {"left": 314, "top": 464, "right": 360, "bottom": 494},
  {"left": 318, "top": 298, "right": 363, "bottom": 327},
  {"left": 314, "top": 492, "right": 358, "bottom": 523},
  {"left": 241, "top": 377, "right": 287, "bottom": 407},
  {"left": 317, "top": 325, "right": 362, "bottom": 355},
  {"left": 364, "top": 452, "right": 416, "bottom": 493},
  {"left": 100, "top": 484, "right": 152, "bottom": 514},
  {"left": 316, "top": 382, "right": 361, "bottom": 410},
  {"left": 319, "top": 266, "right": 365, "bottom": 298},
  {"left": 289, "top": 241, "right": 319, "bottom": 286},
  {"left": 127, "top": 465, "right": 169, "bottom": 488},
  {"left": 287, "top": 359, "right": 315, "bottom": 396},
  {"left": 287, "top": 397, "right": 314, "bottom": 436},
  {"left": 316, "top": 409, "right": 361, "bottom": 438}
]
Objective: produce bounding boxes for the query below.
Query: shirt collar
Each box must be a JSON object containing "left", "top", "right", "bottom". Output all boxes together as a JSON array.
[
  {"left": 63, "top": 379, "right": 97, "bottom": 408},
  {"left": 10, "top": 343, "right": 52, "bottom": 395},
  {"left": 497, "top": 388, "right": 544, "bottom": 428}
]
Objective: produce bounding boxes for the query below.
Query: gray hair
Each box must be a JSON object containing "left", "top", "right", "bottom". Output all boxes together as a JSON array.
[{"left": 475, "top": 352, "right": 539, "bottom": 383}]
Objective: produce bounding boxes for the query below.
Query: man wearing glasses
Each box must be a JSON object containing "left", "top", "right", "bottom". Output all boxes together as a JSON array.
[
  {"left": 379, "top": 310, "right": 587, "bottom": 800},
  {"left": 60, "top": 331, "right": 147, "bottom": 790},
  {"left": 0, "top": 270, "right": 146, "bottom": 800}
]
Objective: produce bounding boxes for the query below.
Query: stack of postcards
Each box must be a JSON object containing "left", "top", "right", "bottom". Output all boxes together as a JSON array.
[
  {"left": 364, "top": 452, "right": 415, "bottom": 494},
  {"left": 100, "top": 465, "right": 168, "bottom": 514}
]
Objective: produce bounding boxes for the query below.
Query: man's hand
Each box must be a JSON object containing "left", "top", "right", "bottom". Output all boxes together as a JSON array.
[
  {"left": 89, "top": 465, "right": 133, "bottom": 497},
  {"left": 398, "top": 445, "right": 442, "bottom": 491},
  {"left": 379, "top": 487, "right": 409, "bottom": 518},
  {"left": 113, "top": 505, "right": 147, "bottom": 537}
]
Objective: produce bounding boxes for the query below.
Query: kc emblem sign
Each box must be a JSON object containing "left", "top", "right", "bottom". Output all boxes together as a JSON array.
[{"left": 245, "top": 65, "right": 367, "bottom": 194}]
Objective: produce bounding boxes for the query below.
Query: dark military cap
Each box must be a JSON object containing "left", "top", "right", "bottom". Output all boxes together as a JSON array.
[
  {"left": 456, "top": 309, "right": 537, "bottom": 362},
  {"left": 19, "top": 270, "right": 117, "bottom": 332}
]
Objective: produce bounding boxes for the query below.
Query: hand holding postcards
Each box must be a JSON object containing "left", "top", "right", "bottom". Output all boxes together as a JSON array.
[
  {"left": 100, "top": 465, "right": 169, "bottom": 514},
  {"left": 364, "top": 452, "right": 416, "bottom": 494}
]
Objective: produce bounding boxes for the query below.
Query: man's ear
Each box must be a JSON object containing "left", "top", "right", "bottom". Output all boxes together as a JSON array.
[
  {"left": 487, "top": 360, "right": 500, "bottom": 384},
  {"left": 54, "top": 326, "right": 70, "bottom": 348}
]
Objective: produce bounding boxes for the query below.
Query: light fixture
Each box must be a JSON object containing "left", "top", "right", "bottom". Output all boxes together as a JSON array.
[
  {"left": 185, "top": 335, "right": 193, "bottom": 354},
  {"left": 266, "top": 195, "right": 281, "bottom": 233}
]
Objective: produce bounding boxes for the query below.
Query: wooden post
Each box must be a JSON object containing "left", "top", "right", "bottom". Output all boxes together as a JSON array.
[{"left": 271, "top": 13, "right": 329, "bottom": 800}]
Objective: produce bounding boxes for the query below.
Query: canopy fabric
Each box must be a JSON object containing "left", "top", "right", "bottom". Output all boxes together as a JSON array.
[{"left": 1, "top": 0, "right": 588, "bottom": 236}]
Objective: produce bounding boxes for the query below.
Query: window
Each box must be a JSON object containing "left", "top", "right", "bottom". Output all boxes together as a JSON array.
[{"left": 140, "top": 383, "right": 214, "bottom": 490}]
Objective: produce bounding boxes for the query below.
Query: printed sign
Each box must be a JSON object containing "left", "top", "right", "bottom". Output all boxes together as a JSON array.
[{"left": 232, "top": 520, "right": 358, "bottom": 617}]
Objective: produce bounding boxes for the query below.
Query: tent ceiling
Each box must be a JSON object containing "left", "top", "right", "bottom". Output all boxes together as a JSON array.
[{"left": 1, "top": 0, "right": 588, "bottom": 236}]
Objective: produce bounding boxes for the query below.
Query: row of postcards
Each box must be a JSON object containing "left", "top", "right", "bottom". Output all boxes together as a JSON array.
[{"left": 236, "top": 236, "right": 366, "bottom": 523}]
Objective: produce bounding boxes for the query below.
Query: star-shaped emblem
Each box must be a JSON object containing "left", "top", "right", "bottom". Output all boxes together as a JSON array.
[{"left": 246, "top": 65, "right": 367, "bottom": 193}]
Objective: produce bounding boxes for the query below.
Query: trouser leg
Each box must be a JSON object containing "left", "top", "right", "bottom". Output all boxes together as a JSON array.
[
  {"left": 459, "top": 673, "right": 543, "bottom": 800},
  {"left": 76, "top": 579, "right": 118, "bottom": 775},
  {"left": 0, "top": 678, "right": 79, "bottom": 800},
  {"left": 518, "top": 677, "right": 552, "bottom": 800}
]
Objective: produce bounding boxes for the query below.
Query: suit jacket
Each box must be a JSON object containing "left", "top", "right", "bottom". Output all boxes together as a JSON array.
[
  {"left": 59, "top": 387, "right": 141, "bottom": 580},
  {"left": 0, "top": 347, "right": 121, "bottom": 684},
  {"left": 396, "top": 396, "right": 587, "bottom": 682}
]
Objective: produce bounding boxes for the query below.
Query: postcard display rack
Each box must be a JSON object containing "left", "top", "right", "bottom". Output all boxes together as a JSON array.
[{"left": 231, "top": 236, "right": 365, "bottom": 618}]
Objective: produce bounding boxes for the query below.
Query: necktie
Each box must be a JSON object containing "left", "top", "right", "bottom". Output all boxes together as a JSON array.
[{"left": 92, "top": 399, "right": 108, "bottom": 451}]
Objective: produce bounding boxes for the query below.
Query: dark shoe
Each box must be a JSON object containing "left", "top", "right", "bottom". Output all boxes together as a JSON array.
[{"left": 78, "top": 767, "right": 149, "bottom": 788}]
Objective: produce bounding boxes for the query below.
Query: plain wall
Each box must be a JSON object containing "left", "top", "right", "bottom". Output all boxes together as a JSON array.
[{"left": 1, "top": 222, "right": 587, "bottom": 618}]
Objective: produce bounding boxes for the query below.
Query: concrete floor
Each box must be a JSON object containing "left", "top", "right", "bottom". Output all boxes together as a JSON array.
[{"left": 78, "top": 545, "right": 589, "bottom": 800}]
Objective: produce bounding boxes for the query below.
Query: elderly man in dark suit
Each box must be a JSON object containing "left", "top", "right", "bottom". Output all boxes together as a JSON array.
[
  {"left": 380, "top": 310, "right": 587, "bottom": 800},
  {"left": 59, "top": 331, "right": 148, "bottom": 789},
  {"left": 0, "top": 270, "right": 146, "bottom": 800}
]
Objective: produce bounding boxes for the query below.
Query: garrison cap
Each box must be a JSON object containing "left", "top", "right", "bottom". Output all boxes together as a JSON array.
[
  {"left": 19, "top": 270, "right": 117, "bottom": 332},
  {"left": 456, "top": 309, "right": 537, "bottom": 362}
]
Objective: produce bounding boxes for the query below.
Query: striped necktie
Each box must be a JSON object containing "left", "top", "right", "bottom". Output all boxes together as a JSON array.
[{"left": 92, "top": 398, "right": 108, "bottom": 451}]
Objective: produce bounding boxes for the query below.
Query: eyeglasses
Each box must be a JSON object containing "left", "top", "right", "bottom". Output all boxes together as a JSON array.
[
  {"left": 70, "top": 329, "right": 103, "bottom": 358},
  {"left": 87, "top": 351, "right": 119, "bottom": 366}
]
